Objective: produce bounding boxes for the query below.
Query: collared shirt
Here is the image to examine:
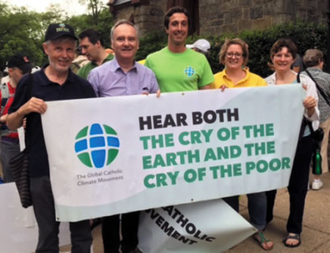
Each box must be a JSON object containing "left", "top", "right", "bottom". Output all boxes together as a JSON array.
[
  {"left": 211, "top": 68, "right": 267, "bottom": 89},
  {"left": 88, "top": 57, "right": 159, "bottom": 97},
  {"left": 265, "top": 71, "right": 320, "bottom": 132},
  {"left": 77, "top": 53, "right": 114, "bottom": 79},
  {"left": 9, "top": 66, "right": 96, "bottom": 178}
]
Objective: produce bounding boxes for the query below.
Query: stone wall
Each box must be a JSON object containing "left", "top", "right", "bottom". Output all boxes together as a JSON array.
[
  {"left": 111, "top": 0, "right": 327, "bottom": 36},
  {"left": 199, "top": 0, "right": 327, "bottom": 35},
  {"left": 112, "top": 0, "right": 166, "bottom": 36}
]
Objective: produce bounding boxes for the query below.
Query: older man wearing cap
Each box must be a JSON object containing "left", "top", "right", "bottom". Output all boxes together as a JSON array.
[
  {"left": 7, "top": 23, "right": 95, "bottom": 253},
  {"left": 0, "top": 53, "right": 33, "bottom": 183}
]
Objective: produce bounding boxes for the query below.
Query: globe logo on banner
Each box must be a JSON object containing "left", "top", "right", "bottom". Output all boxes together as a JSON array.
[{"left": 74, "top": 124, "right": 120, "bottom": 169}]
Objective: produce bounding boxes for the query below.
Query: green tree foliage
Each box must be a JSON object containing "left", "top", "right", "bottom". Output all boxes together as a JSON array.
[
  {"left": 65, "top": 8, "right": 114, "bottom": 49},
  {"left": 238, "top": 21, "right": 327, "bottom": 77},
  {"left": 0, "top": 3, "right": 45, "bottom": 70},
  {"left": 135, "top": 31, "right": 167, "bottom": 61},
  {"left": 0, "top": 0, "right": 114, "bottom": 71},
  {"left": 78, "top": 0, "right": 106, "bottom": 26}
]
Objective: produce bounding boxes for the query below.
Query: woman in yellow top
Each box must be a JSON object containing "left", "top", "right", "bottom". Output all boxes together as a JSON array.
[
  {"left": 213, "top": 38, "right": 273, "bottom": 251},
  {"left": 211, "top": 38, "right": 267, "bottom": 89}
]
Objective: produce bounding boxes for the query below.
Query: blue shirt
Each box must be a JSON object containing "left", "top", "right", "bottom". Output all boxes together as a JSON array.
[{"left": 87, "top": 57, "right": 159, "bottom": 97}]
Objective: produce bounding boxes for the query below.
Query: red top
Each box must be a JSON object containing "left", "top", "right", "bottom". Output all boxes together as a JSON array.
[{"left": 0, "top": 82, "right": 18, "bottom": 139}]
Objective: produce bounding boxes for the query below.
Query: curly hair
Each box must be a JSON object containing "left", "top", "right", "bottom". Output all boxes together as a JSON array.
[{"left": 219, "top": 38, "right": 249, "bottom": 66}]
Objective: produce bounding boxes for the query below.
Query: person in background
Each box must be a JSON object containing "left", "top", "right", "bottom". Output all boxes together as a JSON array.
[
  {"left": 211, "top": 38, "right": 272, "bottom": 251},
  {"left": 70, "top": 46, "right": 89, "bottom": 74},
  {"left": 105, "top": 48, "right": 115, "bottom": 56},
  {"left": 302, "top": 49, "right": 330, "bottom": 190},
  {"left": 186, "top": 38, "right": 211, "bottom": 57},
  {"left": 265, "top": 38, "right": 319, "bottom": 248},
  {"left": 292, "top": 53, "right": 304, "bottom": 73},
  {"left": 7, "top": 23, "right": 95, "bottom": 253},
  {"left": 0, "top": 53, "right": 33, "bottom": 183},
  {"left": 78, "top": 28, "right": 114, "bottom": 79},
  {"left": 0, "top": 64, "right": 10, "bottom": 94}
]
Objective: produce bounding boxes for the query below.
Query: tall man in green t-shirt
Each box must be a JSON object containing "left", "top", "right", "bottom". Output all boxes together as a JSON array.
[
  {"left": 145, "top": 6, "right": 214, "bottom": 92},
  {"left": 77, "top": 29, "right": 114, "bottom": 79}
]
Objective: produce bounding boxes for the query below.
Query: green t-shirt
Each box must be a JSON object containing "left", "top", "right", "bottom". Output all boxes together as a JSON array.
[
  {"left": 145, "top": 47, "right": 214, "bottom": 93},
  {"left": 77, "top": 53, "right": 114, "bottom": 79}
]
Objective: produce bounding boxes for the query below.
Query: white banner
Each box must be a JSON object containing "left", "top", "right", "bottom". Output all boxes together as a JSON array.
[
  {"left": 41, "top": 86, "right": 305, "bottom": 222},
  {"left": 138, "top": 199, "right": 257, "bottom": 253}
]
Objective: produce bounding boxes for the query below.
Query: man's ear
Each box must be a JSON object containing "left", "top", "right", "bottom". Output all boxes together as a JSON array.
[
  {"left": 8, "top": 68, "right": 13, "bottom": 77},
  {"left": 42, "top": 43, "right": 49, "bottom": 56}
]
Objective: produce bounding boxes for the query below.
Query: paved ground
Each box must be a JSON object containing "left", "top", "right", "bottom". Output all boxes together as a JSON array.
[
  {"left": 59, "top": 172, "right": 330, "bottom": 253},
  {"left": 227, "top": 172, "right": 330, "bottom": 253}
]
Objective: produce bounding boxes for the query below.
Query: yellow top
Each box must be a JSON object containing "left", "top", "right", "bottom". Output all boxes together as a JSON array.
[
  {"left": 211, "top": 68, "right": 267, "bottom": 89},
  {"left": 138, "top": 59, "right": 146, "bottom": 65}
]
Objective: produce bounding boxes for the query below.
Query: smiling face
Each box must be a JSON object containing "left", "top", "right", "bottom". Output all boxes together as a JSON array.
[
  {"left": 111, "top": 23, "right": 139, "bottom": 63},
  {"left": 43, "top": 38, "right": 76, "bottom": 74},
  {"left": 166, "top": 13, "right": 188, "bottom": 47},
  {"left": 224, "top": 44, "right": 245, "bottom": 70},
  {"left": 272, "top": 47, "right": 295, "bottom": 72}
]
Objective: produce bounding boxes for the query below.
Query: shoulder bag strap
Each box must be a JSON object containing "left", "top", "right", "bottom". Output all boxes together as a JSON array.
[
  {"left": 297, "top": 71, "right": 300, "bottom": 83},
  {"left": 305, "top": 69, "right": 330, "bottom": 107}
]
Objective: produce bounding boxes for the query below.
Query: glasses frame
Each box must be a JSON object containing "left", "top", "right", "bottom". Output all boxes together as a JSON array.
[{"left": 226, "top": 52, "right": 244, "bottom": 59}]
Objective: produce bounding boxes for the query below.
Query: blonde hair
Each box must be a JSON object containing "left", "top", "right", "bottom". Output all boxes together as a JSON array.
[{"left": 219, "top": 38, "right": 249, "bottom": 66}]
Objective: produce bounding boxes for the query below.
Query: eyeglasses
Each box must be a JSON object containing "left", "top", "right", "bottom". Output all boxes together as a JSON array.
[{"left": 226, "top": 52, "right": 243, "bottom": 59}]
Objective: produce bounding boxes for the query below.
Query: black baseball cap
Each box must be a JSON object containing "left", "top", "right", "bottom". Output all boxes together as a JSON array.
[
  {"left": 7, "top": 53, "right": 33, "bottom": 74},
  {"left": 45, "top": 23, "right": 78, "bottom": 42}
]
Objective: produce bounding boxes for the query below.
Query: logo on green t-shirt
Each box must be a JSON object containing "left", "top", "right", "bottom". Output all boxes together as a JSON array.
[{"left": 184, "top": 66, "right": 196, "bottom": 78}]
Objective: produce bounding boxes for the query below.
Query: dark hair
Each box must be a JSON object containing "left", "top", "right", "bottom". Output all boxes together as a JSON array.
[
  {"left": 270, "top": 38, "right": 297, "bottom": 60},
  {"left": 164, "top": 6, "right": 190, "bottom": 29},
  {"left": 79, "top": 29, "right": 104, "bottom": 47}
]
